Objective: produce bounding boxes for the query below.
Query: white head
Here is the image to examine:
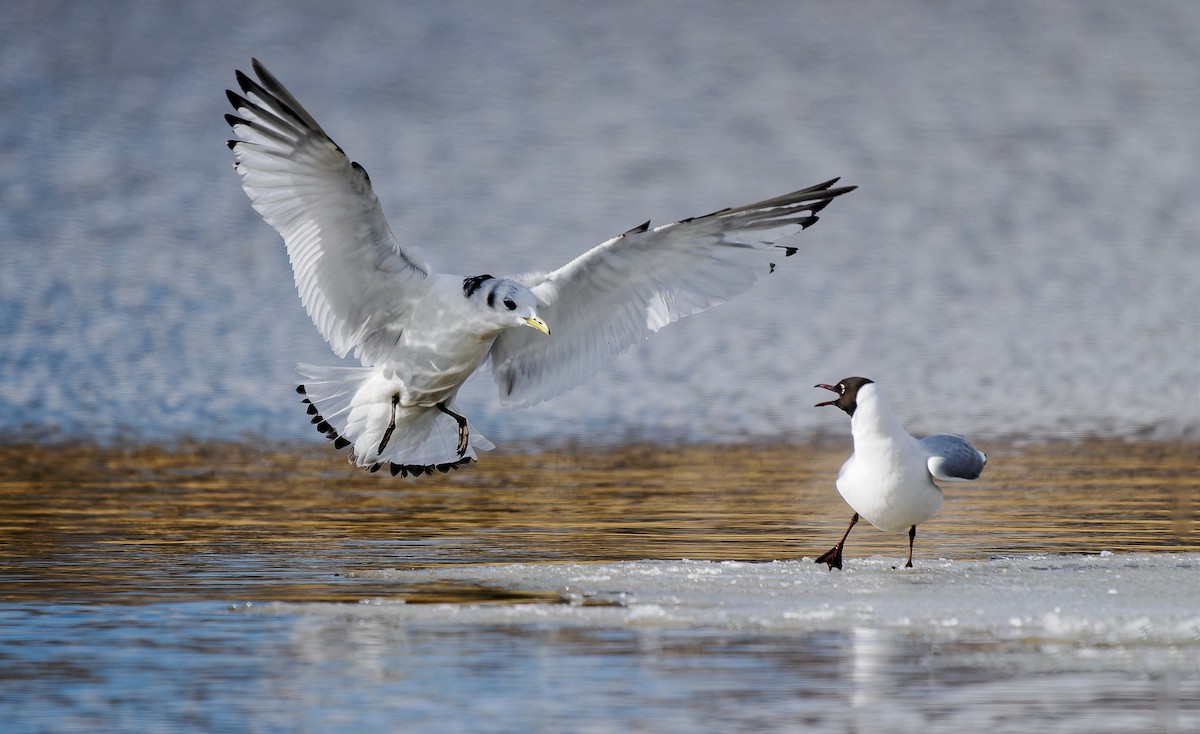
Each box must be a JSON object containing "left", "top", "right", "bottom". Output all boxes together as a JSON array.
[{"left": 462, "top": 274, "right": 550, "bottom": 334}]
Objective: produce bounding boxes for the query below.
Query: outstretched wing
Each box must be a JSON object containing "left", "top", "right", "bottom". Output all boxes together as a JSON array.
[
  {"left": 488, "top": 179, "right": 855, "bottom": 406},
  {"left": 225, "top": 59, "right": 432, "bottom": 366},
  {"left": 921, "top": 434, "right": 987, "bottom": 481}
]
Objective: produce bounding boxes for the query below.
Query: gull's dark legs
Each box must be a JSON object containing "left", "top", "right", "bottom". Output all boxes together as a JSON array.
[
  {"left": 905, "top": 525, "right": 917, "bottom": 568},
  {"left": 378, "top": 393, "right": 400, "bottom": 455},
  {"left": 815, "top": 512, "right": 859, "bottom": 571},
  {"left": 437, "top": 402, "right": 470, "bottom": 457}
]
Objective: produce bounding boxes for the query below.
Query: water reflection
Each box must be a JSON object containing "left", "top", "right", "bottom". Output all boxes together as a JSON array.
[
  {"left": 0, "top": 439, "right": 1196, "bottom": 731},
  {"left": 0, "top": 439, "right": 1195, "bottom": 605},
  {"left": 243, "top": 607, "right": 1189, "bottom": 732},
  {"left": 5, "top": 598, "right": 1189, "bottom": 731}
]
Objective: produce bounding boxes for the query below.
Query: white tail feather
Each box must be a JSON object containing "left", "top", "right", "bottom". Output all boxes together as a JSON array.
[{"left": 297, "top": 364, "right": 493, "bottom": 475}]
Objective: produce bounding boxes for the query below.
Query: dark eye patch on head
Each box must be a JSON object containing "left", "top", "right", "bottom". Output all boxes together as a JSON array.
[{"left": 462, "top": 273, "right": 494, "bottom": 298}]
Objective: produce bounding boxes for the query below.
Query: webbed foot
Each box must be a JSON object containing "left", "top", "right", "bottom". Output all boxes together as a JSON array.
[{"left": 814, "top": 545, "right": 844, "bottom": 571}]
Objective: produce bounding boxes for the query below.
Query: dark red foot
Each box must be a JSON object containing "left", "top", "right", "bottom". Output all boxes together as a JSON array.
[{"left": 814, "top": 545, "right": 844, "bottom": 571}]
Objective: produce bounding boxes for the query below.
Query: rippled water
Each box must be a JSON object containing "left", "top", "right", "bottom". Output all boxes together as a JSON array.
[
  {"left": 1, "top": 440, "right": 1196, "bottom": 732},
  {"left": 2, "top": 1, "right": 1198, "bottom": 731},
  {"left": 2, "top": 1, "right": 1198, "bottom": 444}
]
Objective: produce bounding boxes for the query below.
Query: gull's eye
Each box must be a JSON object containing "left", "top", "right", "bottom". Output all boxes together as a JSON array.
[
  {"left": 838, "top": 384, "right": 846, "bottom": 394},
  {"left": 503, "top": 298, "right": 517, "bottom": 311}
]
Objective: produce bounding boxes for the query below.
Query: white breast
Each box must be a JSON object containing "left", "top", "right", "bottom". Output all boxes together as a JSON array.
[
  {"left": 834, "top": 384, "right": 943, "bottom": 531},
  {"left": 386, "top": 276, "right": 503, "bottom": 406}
]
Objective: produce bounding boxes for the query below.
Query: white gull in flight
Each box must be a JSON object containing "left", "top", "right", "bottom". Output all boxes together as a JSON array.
[
  {"left": 224, "top": 59, "right": 855, "bottom": 476},
  {"left": 813, "top": 377, "right": 987, "bottom": 568}
]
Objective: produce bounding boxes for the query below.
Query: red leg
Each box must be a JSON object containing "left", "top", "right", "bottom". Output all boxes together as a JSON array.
[{"left": 815, "top": 512, "right": 859, "bottom": 571}]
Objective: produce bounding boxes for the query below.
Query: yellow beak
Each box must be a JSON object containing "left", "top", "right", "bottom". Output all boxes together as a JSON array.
[{"left": 523, "top": 316, "right": 551, "bottom": 335}]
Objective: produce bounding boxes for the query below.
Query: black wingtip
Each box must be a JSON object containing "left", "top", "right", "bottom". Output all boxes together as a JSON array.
[
  {"left": 622, "top": 220, "right": 651, "bottom": 236},
  {"left": 810, "top": 177, "right": 857, "bottom": 199},
  {"left": 234, "top": 69, "right": 254, "bottom": 94}
]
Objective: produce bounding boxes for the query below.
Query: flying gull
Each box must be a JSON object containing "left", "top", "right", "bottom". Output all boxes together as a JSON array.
[{"left": 224, "top": 59, "right": 855, "bottom": 476}]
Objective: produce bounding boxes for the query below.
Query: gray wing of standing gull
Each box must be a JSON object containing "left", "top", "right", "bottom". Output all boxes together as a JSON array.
[{"left": 920, "top": 434, "right": 987, "bottom": 481}]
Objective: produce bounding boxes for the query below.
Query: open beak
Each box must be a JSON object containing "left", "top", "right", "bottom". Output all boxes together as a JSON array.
[
  {"left": 814, "top": 383, "right": 838, "bottom": 407},
  {"left": 523, "top": 316, "right": 551, "bottom": 335}
]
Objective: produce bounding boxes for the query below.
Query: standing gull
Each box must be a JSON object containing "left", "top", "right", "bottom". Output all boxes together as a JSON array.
[
  {"left": 224, "top": 59, "right": 855, "bottom": 476},
  {"left": 813, "top": 377, "right": 987, "bottom": 569}
]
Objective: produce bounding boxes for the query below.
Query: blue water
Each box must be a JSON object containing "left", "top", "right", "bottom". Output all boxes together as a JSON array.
[
  {"left": 3, "top": 556, "right": 1197, "bottom": 733},
  {"left": 2, "top": 3, "right": 1199, "bottom": 732},
  {"left": 2, "top": 0, "right": 1197, "bottom": 446}
]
